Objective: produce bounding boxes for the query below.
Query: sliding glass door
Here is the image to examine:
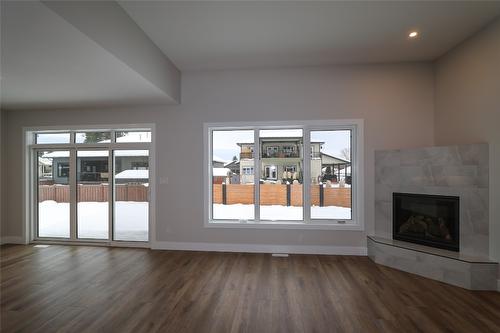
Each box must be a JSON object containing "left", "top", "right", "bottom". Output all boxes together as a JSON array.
[{"left": 34, "top": 144, "right": 150, "bottom": 243}]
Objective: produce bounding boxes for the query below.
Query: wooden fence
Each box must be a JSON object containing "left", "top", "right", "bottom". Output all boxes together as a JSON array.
[
  {"left": 213, "top": 184, "right": 351, "bottom": 208},
  {"left": 38, "top": 184, "right": 148, "bottom": 202}
]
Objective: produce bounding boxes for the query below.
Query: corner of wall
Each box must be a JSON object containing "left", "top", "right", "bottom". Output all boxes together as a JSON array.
[{"left": 0, "top": 109, "right": 3, "bottom": 239}]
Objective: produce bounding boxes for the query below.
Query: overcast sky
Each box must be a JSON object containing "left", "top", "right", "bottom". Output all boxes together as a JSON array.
[{"left": 213, "top": 129, "right": 351, "bottom": 162}]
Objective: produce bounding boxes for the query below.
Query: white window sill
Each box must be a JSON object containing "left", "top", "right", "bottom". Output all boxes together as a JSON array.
[{"left": 205, "top": 220, "right": 364, "bottom": 231}]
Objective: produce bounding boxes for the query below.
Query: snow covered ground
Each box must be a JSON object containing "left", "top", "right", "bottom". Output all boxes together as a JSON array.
[
  {"left": 38, "top": 201, "right": 350, "bottom": 239},
  {"left": 213, "top": 203, "right": 351, "bottom": 220},
  {"left": 38, "top": 201, "right": 148, "bottom": 241}
]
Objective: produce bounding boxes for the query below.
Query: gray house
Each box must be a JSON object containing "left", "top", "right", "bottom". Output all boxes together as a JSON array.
[{"left": 238, "top": 136, "right": 350, "bottom": 184}]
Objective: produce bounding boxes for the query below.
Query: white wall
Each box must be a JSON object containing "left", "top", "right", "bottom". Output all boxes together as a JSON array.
[
  {"left": 434, "top": 18, "right": 500, "bottom": 262},
  {"left": 1, "top": 63, "right": 435, "bottom": 250}
]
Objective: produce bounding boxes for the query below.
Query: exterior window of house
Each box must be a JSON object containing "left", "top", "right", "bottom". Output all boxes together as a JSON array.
[
  {"left": 206, "top": 120, "right": 363, "bottom": 228},
  {"left": 131, "top": 161, "right": 148, "bottom": 170},
  {"left": 265, "top": 146, "right": 279, "bottom": 158},
  {"left": 282, "top": 146, "right": 296, "bottom": 157},
  {"left": 57, "top": 162, "right": 70, "bottom": 177},
  {"left": 242, "top": 167, "right": 254, "bottom": 175},
  {"left": 264, "top": 165, "right": 278, "bottom": 179}
]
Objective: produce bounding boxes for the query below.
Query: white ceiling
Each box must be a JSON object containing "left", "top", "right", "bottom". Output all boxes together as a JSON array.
[
  {"left": 2, "top": 1, "right": 500, "bottom": 110},
  {"left": 120, "top": 1, "right": 500, "bottom": 71},
  {"left": 0, "top": 1, "right": 174, "bottom": 110}
]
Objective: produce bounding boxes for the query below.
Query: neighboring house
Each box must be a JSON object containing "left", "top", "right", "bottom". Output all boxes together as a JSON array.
[
  {"left": 115, "top": 169, "right": 149, "bottom": 184},
  {"left": 224, "top": 160, "right": 240, "bottom": 174},
  {"left": 212, "top": 167, "right": 232, "bottom": 184},
  {"left": 319, "top": 153, "right": 351, "bottom": 184},
  {"left": 224, "top": 160, "right": 240, "bottom": 184},
  {"left": 237, "top": 136, "right": 351, "bottom": 184},
  {"left": 38, "top": 157, "right": 53, "bottom": 183},
  {"left": 42, "top": 150, "right": 149, "bottom": 184}
]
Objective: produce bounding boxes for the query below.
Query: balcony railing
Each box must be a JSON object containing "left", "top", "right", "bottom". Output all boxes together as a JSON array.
[
  {"left": 240, "top": 152, "right": 254, "bottom": 159},
  {"left": 241, "top": 151, "right": 322, "bottom": 159},
  {"left": 262, "top": 151, "right": 300, "bottom": 158}
]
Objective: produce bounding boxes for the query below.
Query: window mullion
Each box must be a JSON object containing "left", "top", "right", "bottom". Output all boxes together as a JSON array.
[
  {"left": 254, "top": 129, "right": 260, "bottom": 222},
  {"left": 108, "top": 149, "right": 114, "bottom": 242},
  {"left": 69, "top": 149, "right": 77, "bottom": 240},
  {"left": 303, "top": 127, "right": 311, "bottom": 223},
  {"left": 32, "top": 150, "right": 39, "bottom": 239}
]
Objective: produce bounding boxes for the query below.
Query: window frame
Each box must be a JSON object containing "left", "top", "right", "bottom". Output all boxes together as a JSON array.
[
  {"left": 23, "top": 124, "right": 156, "bottom": 247},
  {"left": 204, "top": 120, "right": 364, "bottom": 230}
]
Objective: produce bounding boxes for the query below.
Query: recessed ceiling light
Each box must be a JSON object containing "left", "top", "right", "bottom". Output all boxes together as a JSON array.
[{"left": 408, "top": 31, "right": 419, "bottom": 39}]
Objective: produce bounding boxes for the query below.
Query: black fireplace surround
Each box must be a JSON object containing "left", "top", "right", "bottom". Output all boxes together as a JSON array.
[{"left": 393, "top": 193, "right": 459, "bottom": 252}]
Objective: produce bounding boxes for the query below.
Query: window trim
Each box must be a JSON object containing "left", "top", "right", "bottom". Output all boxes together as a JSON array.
[{"left": 204, "top": 119, "right": 364, "bottom": 230}]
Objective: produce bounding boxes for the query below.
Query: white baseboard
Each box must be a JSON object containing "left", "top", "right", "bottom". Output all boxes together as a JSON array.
[
  {"left": 151, "top": 241, "right": 367, "bottom": 256},
  {"left": 0, "top": 236, "right": 26, "bottom": 245}
]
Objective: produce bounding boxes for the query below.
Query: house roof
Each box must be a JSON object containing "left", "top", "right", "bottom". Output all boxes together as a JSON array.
[
  {"left": 115, "top": 169, "right": 148, "bottom": 179},
  {"left": 224, "top": 160, "right": 239, "bottom": 168},
  {"left": 213, "top": 167, "right": 232, "bottom": 177},
  {"left": 212, "top": 155, "right": 228, "bottom": 164},
  {"left": 38, "top": 157, "right": 52, "bottom": 166},
  {"left": 321, "top": 152, "right": 350, "bottom": 164}
]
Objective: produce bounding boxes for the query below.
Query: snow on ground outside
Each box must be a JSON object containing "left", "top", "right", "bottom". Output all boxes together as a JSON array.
[
  {"left": 39, "top": 201, "right": 350, "bottom": 240},
  {"left": 213, "top": 203, "right": 351, "bottom": 220},
  {"left": 38, "top": 201, "right": 148, "bottom": 241}
]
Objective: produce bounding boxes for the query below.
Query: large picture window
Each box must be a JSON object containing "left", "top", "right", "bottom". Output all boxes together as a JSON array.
[{"left": 205, "top": 120, "right": 363, "bottom": 229}]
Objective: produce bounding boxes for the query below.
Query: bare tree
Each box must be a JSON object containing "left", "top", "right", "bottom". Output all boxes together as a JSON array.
[{"left": 340, "top": 148, "right": 351, "bottom": 161}]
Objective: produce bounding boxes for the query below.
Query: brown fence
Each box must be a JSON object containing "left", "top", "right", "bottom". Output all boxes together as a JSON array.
[
  {"left": 213, "top": 184, "right": 351, "bottom": 208},
  {"left": 38, "top": 184, "right": 148, "bottom": 202}
]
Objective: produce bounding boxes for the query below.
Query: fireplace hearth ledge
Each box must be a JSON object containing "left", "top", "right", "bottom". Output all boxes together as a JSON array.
[{"left": 367, "top": 236, "right": 498, "bottom": 290}]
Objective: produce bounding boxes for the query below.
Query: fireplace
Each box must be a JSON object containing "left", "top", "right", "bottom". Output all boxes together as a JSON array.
[{"left": 393, "top": 193, "right": 459, "bottom": 252}]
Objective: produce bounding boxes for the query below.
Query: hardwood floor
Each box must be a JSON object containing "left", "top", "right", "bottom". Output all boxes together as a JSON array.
[{"left": 1, "top": 245, "right": 499, "bottom": 333}]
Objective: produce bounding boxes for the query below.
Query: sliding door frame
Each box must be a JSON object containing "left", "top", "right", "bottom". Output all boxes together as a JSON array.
[{"left": 23, "top": 124, "right": 156, "bottom": 248}]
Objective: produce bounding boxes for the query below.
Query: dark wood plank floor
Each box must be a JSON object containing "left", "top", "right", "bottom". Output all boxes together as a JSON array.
[{"left": 1, "top": 245, "right": 499, "bottom": 333}]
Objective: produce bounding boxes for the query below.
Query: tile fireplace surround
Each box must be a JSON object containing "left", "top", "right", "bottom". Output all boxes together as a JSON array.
[{"left": 370, "top": 143, "right": 498, "bottom": 290}]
